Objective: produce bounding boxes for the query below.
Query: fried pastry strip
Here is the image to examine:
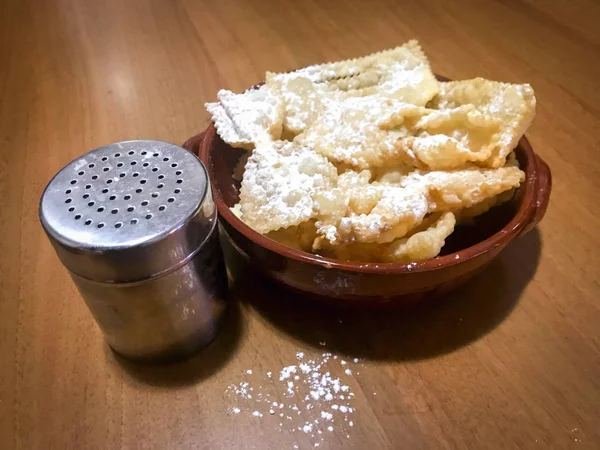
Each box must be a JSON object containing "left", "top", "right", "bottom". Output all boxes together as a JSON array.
[
  {"left": 239, "top": 141, "right": 337, "bottom": 234},
  {"left": 421, "top": 78, "right": 536, "bottom": 167},
  {"left": 400, "top": 165, "right": 525, "bottom": 211},
  {"left": 206, "top": 85, "right": 284, "bottom": 149},
  {"left": 315, "top": 165, "right": 524, "bottom": 248},
  {"left": 383, "top": 212, "right": 456, "bottom": 262}
]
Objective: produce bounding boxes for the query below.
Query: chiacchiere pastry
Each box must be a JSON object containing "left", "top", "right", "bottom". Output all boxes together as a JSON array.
[{"left": 206, "top": 40, "right": 536, "bottom": 263}]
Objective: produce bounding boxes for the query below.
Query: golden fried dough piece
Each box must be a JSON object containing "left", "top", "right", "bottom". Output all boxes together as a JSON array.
[
  {"left": 239, "top": 141, "right": 337, "bottom": 234},
  {"left": 295, "top": 96, "right": 428, "bottom": 169},
  {"left": 373, "top": 164, "right": 416, "bottom": 183},
  {"left": 300, "top": 77, "right": 535, "bottom": 171},
  {"left": 265, "top": 40, "right": 439, "bottom": 138},
  {"left": 425, "top": 78, "right": 536, "bottom": 167},
  {"left": 400, "top": 165, "right": 525, "bottom": 211},
  {"left": 205, "top": 85, "right": 284, "bottom": 149},
  {"left": 206, "top": 101, "right": 251, "bottom": 149},
  {"left": 267, "top": 40, "right": 438, "bottom": 104},
  {"left": 395, "top": 106, "right": 500, "bottom": 170},
  {"left": 311, "top": 170, "right": 370, "bottom": 248},
  {"left": 314, "top": 179, "right": 429, "bottom": 247},
  {"left": 456, "top": 188, "right": 516, "bottom": 223},
  {"left": 315, "top": 165, "right": 522, "bottom": 247},
  {"left": 265, "top": 221, "right": 318, "bottom": 252},
  {"left": 314, "top": 165, "right": 523, "bottom": 249},
  {"left": 343, "top": 184, "right": 429, "bottom": 244},
  {"left": 232, "top": 202, "right": 320, "bottom": 252},
  {"left": 383, "top": 212, "right": 456, "bottom": 262},
  {"left": 317, "top": 212, "right": 455, "bottom": 262},
  {"left": 266, "top": 75, "right": 323, "bottom": 137},
  {"left": 343, "top": 40, "right": 439, "bottom": 105}
]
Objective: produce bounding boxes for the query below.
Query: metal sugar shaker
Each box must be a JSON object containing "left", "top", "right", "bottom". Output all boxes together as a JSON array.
[{"left": 39, "top": 140, "right": 228, "bottom": 362}]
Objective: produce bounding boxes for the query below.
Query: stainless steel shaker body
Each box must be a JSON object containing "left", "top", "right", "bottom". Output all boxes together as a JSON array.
[{"left": 39, "top": 140, "right": 227, "bottom": 362}]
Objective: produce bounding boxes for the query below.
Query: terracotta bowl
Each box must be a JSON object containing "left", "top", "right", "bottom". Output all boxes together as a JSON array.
[{"left": 183, "top": 122, "right": 551, "bottom": 306}]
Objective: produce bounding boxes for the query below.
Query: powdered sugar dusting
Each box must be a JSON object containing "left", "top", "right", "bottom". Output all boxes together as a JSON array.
[
  {"left": 280, "top": 365, "right": 297, "bottom": 380},
  {"left": 239, "top": 141, "right": 338, "bottom": 234},
  {"left": 226, "top": 350, "right": 366, "bottom": 446}
]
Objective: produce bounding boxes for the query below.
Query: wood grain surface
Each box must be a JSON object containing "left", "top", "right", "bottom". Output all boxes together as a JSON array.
[{"left": 1, "top": 0, "right": 599, "bottom": 449}]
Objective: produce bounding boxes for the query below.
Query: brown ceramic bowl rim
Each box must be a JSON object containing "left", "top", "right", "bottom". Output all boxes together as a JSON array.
[{"left": 199, "top": 124, "right": 539, "bottom": 274}]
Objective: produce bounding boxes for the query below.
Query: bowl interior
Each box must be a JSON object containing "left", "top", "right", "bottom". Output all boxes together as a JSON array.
[{"left": 203, "top": 132, "right": 528, "bottom": 260}]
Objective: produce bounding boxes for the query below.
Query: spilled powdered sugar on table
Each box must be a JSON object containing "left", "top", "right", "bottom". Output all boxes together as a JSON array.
[{"left": 226, "top": 347, "right": 369, "bottom": 448}]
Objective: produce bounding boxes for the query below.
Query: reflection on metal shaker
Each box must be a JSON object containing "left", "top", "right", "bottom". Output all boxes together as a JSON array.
[{"left": 39, "top": 140, "right": 228, "bottom": 362}]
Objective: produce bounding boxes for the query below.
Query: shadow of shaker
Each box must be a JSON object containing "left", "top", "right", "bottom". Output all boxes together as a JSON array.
[{"left": 106, "top": 294, "right": 243, "bottom": 388}]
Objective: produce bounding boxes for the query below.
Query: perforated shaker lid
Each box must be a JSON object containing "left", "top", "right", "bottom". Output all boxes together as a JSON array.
[{"left": 39, "top": 140, "right": 216, "bottom": 282}]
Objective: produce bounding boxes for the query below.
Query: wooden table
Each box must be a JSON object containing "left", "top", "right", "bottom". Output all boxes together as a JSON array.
[{"left": 1, "top": 0, "right": 599, "bottom": 448}]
